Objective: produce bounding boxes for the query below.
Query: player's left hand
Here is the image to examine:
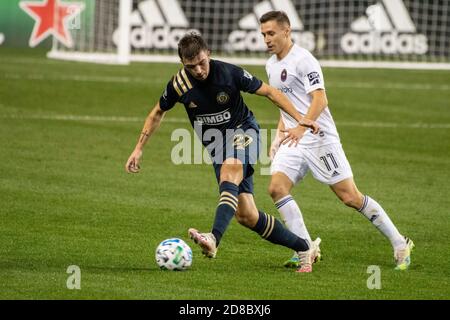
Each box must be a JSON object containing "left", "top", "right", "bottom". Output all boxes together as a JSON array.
[
  {"left": 298, "top": 118, "right": 320, "bottom": 134},
  {"left": 280, "top": 126, "right": 307, "bottom": 147},
  {"left": 281, "top": 119, "right": 320, "bottom": 147},
  {"left": 125, "top": 148, "right": 143, "bottom": 173}
]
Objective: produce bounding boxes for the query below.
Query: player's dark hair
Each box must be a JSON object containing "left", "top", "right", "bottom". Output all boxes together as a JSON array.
[
  {"left": 178, "top": 32, "right": 210, "bottom": 61},
  {"left": 259, "top": 10, "right": 291, "bottom": 27}
]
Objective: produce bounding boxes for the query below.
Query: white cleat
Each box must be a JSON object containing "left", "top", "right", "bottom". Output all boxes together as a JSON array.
[
  {"left": 188, "top": 228, "right": 217, "bottom": 258},
  {"left": 296, "top": 237, "right": 322, "bottom": 273},
  {"left": 285, "top": 238, "right": 322, "bottom": 268},
  {"left": 394, "top": 236, "right": 414, "bottom": 271},
  {"left": 312, "top": 237, "right": 322, "bottom": 263},
  {"left": 296, "top": 251, "right": 312, "bottom": 273}
]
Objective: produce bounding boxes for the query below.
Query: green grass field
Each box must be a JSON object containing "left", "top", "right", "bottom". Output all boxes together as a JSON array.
[{"left": 1, "top": 48, "right": 449, "bottom": 300}]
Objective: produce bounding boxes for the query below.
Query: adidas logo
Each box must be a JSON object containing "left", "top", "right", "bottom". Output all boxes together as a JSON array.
[
  {"left": 227, "top": 0, "right": 315, "bottom": 52},
  {"left": 113, "top": 0, "right": 199, "bottom": 49},
  {"left": 331, "top": 171, "right": 340, "bottom": 178},
  {"left": 341, "top": 0, "right": 428, "bottom": 55}
]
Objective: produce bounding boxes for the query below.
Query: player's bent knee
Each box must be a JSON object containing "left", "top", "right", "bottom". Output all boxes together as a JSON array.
[
  {"left": 219, "top": 163, "right": 244, "bottom": 185},
  {"left": 268, "top": 183, "right": 289, "bottom": 201},
  {"left": 340, "top": 193, "right": 362, "bottom": 209},
  {"left": 220, "top": 174, "right": 241, "bottom": 185}
]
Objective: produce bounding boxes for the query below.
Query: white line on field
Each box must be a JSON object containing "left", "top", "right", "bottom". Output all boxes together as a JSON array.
[
  {"left": 330, "top": 82, "right": 450, "bottom": 91},
  {"left": 1, "top": 73, "right": 152, "bottom": 84},
  {"left": 1, "top": 113, "right": 449, "bottom": 129},
  {"left": 1, "top": 73, "right": 449, "bottom": 91}
]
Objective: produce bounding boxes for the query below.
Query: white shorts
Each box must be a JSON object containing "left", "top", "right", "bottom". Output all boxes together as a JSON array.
[{"left": 270, "top": 143, "right": 353, "bottom": 185}]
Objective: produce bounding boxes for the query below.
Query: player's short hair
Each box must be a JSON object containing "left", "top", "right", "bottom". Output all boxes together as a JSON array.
[
  {"left": 259, "top": 11, "right": 291, "bottom": 27},
  {"left": 178, "top": 32, "right": 210, "bottom": 61}
]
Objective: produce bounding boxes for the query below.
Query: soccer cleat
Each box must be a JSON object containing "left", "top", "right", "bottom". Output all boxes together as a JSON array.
[
  {"left": 284, "top": 238, "right": 322, "bottom": 268},
  {"left": 311, "top": 237, "right": 322, "bottom": 263},
  {"left": 283, "top": 253, "right": 300, "bottom": 268},
  {"left": 394, "top": 236, "right": 414, "bottom": 271},
  {"left": 188, "top": 228, "right": 217, "bottom": 258},
  {"left": 296, "top": 237, "right": 322, "bottom": 273},
  {"left": 296, "top": 251, "right": 312, "bottom": 273}
]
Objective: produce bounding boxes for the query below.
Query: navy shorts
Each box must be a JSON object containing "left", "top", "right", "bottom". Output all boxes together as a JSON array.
[{"left": 208, "top": 120, "right": 260, "bottom": 194}]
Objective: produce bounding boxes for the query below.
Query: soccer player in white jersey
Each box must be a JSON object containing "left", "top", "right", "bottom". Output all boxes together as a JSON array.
[{"left": 260, "top": 11, "right": 414, "bottom": 272}]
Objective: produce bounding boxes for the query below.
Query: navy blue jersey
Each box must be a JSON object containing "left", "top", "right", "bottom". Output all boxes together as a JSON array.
[{"left": 159, "top": 60, "right": 262, "bottom": 145}]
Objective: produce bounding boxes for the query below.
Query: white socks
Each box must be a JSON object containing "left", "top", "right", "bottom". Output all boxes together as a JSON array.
[
  {"left": 359, "top": 195, "right": 406, "bottom": 250},
  {"left": 275, "top": 194, "right": 406, "bottom": 251},
  {"left": 275, "top": 195, "right": 312, "bottom": 246}
]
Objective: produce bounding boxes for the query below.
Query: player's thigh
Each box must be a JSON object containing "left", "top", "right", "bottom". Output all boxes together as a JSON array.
[
  {"left": 219, "top": 126, "right": 258, "bottom": 185},
  {"left": 302, "top": 143, "right": 353, "bottom": 185},
  {"left": 235, "top": 193, "right": 259, "bottom": 228},
  {"left": 271, "top": 144, "right": 308, "bottom": 185}
]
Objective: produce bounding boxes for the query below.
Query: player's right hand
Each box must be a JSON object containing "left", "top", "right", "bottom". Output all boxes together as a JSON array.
[{"left": 125, "top": 149, "right": 143, "bottom": 173}]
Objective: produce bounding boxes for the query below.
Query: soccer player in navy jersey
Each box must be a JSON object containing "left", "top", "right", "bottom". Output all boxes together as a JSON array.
[{"left": 125, "top": 33, "right": 321, "bottom": 272}]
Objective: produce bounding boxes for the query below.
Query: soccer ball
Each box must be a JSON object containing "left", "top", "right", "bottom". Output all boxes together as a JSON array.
[{"left": 155, "top": 238, "right": 193, "bottom": 271}]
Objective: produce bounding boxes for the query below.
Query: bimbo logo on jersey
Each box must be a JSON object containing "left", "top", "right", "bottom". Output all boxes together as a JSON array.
[
  {"left": 195, "top": 109, "right": 231, "bottom": 125},
  {"left": 227, "top": 0, "right": 315, "bottom": 52},
  {"left": 341, "top": 0, "right": 428, "bottom": 55},
  {"left": 113, "top": 0, "right": 199, "bottom": 49}
]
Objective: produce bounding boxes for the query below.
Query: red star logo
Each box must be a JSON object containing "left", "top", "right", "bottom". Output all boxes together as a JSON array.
[{"left": 19, "top": 0, "right": 85, "bottom": 48}]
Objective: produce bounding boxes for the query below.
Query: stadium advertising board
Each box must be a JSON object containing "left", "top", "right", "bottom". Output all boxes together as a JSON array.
[{"left": 3, "top": 0, "right": 449, "bottom": 61}]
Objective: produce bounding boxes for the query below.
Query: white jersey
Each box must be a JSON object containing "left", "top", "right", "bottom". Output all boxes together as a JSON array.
[{"left": 266, "top": 44, "right": 340, "bottom": 147}]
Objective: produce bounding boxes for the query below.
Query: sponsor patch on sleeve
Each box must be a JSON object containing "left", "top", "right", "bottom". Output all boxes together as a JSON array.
[
  {"left": 307, "top": 72, "right": 321, "bottom": 86},
  {"left": 243, "top": 69, "right": 253, "bottom": 80}
]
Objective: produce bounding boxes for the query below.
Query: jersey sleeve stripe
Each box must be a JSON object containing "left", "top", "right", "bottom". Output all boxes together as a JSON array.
[
  {"left": 172, "top": 76, "right": 183, "bottom": 96},
  {"left": 176, "top": 72, "right": 188, "bottom": 93},
  {"left": 181, "top": 69, "right": 193, "bottom": 89}
]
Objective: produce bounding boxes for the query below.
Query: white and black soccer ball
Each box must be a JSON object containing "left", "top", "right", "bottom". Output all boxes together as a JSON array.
[{"left": 155, "top": 238, "right": 193, "bottom": 271}]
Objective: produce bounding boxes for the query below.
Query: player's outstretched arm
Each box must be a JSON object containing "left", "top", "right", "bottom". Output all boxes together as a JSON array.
[
  {"left": 255, "top": 82, "right": 319, "bottom": 146},
  {"left": 125, "top": 103, "right": 166, "bottom": 173}
]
